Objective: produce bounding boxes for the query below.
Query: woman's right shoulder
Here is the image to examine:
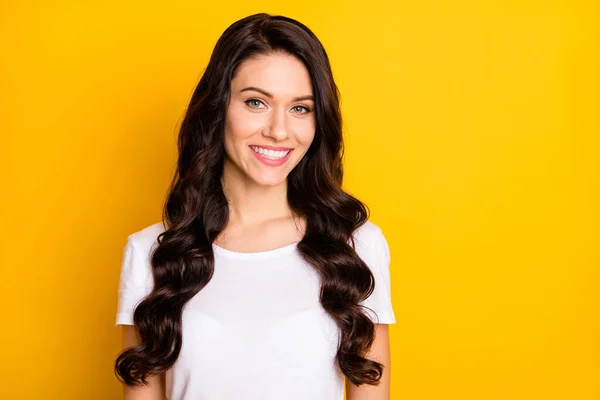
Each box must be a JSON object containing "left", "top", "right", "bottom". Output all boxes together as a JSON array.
[{"left": 126, "top": 221, "right": 167, "bottom": 256}]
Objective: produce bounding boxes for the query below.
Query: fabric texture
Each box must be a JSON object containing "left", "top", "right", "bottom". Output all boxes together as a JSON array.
[{"left": 116, "top": 220, "right": 396, "bottom": 400}]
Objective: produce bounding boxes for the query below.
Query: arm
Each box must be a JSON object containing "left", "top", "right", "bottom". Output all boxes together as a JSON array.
[
  {"left": 121, "top": 325, "right": 167, "bottom": 400},
  {"left": 345, "top": 324, "right": 392, "bottom": 400}
]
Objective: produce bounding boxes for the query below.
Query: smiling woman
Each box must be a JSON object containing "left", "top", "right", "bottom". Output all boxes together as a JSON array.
[{"left": 114, "top": 12, "right": 395, "bottom": 400}]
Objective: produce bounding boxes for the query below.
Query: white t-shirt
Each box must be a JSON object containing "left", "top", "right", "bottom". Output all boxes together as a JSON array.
[{"left": 116, "top": 220, "right": 396, "bottom": 400}]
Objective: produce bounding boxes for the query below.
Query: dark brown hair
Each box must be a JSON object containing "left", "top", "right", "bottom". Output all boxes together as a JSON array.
[{"left": 115, "top": 12, "right": 383, "bottom": 388}]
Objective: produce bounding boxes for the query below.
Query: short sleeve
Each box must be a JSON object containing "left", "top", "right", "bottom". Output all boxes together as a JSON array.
[
  {"left": 115, "top": 236, "right": 154, "bottom": 326},
  {"left": 357, "top": 226, "right": 396, "bottom": 324}
]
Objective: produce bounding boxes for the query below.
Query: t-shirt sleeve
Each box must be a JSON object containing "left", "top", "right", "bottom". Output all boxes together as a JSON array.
[
  {"left": 358, "top": 226, "right": 397, "bottom": 325},
  {"left": 115, "top": 236, "right": 154, "bottom": 326}
]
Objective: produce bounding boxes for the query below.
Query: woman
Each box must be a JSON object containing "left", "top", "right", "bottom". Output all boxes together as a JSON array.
[{"left": 115, "top": 12, "right": 396, "bottom": 400}]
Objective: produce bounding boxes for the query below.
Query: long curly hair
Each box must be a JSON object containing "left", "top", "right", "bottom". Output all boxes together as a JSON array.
[{"left": 115, "top": 12, "right": 383, "bottom": 388}]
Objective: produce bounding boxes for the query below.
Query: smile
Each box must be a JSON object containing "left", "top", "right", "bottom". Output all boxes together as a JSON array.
[{"left": 249, "top": 145, "right": 291, "bottom": 160}]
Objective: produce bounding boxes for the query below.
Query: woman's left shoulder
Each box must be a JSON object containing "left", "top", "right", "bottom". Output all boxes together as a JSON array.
[{"left": 351, "top": 220, "right": 387, "bottom": 251}]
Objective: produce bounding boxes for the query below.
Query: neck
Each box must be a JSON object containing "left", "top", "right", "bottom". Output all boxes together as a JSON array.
[{"left": 221, "top": 159, "right": 293, "bottom": 227}]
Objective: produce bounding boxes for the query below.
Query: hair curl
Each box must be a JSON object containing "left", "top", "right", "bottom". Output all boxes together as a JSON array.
[{"left": 115, "top": 12, "right": 383, "bottom": 388}]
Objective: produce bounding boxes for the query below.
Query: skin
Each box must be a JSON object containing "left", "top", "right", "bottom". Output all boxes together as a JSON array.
[
  {"left": 216, "top": 51, "right": 316, "bottom": 250},
  {"left": 345, "top": 324, "right": 392, "bottom": 400},
  {"left": 122, "top": 326, "right": 166, "bottom": 400},
  {"left": 122, "top": 51, "right": 391, "bottom": 400}
]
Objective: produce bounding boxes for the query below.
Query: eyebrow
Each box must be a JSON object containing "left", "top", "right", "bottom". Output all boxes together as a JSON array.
[{"left": 240, "top": 86, "right": 314, "bottom": 102}]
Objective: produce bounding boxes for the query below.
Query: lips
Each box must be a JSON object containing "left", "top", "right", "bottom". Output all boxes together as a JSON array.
[{"left": 249, "top": 145, "right": 293, "bottom": 166}]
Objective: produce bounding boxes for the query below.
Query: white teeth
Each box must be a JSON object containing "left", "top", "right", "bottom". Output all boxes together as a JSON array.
[{"left": 250, "top": 146, "right": 290, "bottom": 159}]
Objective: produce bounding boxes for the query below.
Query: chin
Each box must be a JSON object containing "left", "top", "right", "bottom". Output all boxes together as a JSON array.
[{"left": 252, "top": 173, "right": 288, "bottom": 187}]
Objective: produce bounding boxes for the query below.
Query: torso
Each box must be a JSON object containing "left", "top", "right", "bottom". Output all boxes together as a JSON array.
[
  {"left": 120, "top": 219, "right": 391, "bottom": 400},
  {"left": 167, "top": 223, "right": 345, "bottom": 400}
]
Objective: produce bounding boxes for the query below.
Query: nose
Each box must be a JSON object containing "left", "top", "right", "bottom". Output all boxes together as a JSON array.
[{"left": 262, "top": 107, "right": 288, "bottom": 141}]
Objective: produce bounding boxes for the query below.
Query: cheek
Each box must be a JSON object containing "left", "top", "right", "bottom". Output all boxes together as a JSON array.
[
  {"left": 225, "top": 106, "right": 263, "bottom": 143},
  {"left": 295, "top": 119, "right": 316, "bottom": 147}
]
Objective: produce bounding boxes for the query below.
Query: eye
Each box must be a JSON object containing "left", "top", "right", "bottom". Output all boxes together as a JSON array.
[
  {"left": 291, "top": 105, "right": 311, "bottom": 114},
  {"left": 245, "top": 99, "right": 266, "bottom": 109}
]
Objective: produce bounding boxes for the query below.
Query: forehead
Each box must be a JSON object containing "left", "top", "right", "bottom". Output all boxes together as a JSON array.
[{"left": 231, "top": 52, "right": 313, "bottom": 97}]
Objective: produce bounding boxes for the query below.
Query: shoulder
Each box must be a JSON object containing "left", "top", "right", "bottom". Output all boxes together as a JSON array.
[
  {"left": 352, "top": 219, "right": 386, "bottom": 250},
  {"left": 351, "top": 219, "right": 391, "bottom": 268},
  {"left": 127, "top": 221, "right": 167, "bottom": 256}
]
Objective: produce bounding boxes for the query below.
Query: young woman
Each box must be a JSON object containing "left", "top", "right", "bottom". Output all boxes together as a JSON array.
[{"left": 115, "top": 12, "right": 396, "bottom": 400}]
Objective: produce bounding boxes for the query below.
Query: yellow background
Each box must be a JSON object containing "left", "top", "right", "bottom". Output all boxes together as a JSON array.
[{"left": 1, "top": 1, "right": 598, "bottom": 399}]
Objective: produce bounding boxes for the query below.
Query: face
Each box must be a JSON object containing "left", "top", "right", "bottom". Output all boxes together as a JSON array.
[{"left": 223, "top": 51, "right": 316, "bottom": 187}]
